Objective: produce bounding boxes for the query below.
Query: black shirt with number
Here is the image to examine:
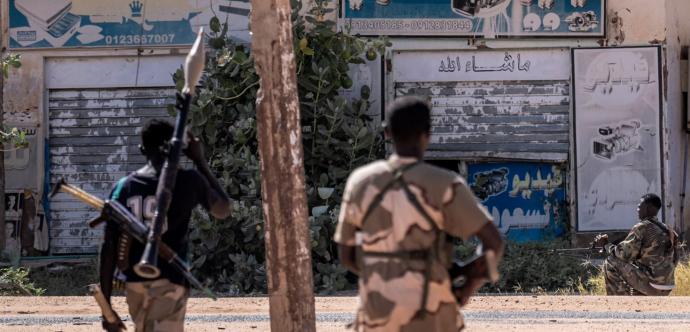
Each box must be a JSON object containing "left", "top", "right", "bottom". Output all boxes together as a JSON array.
[{"left": 106, "top": 169, "right": 211, "bottom": 287}]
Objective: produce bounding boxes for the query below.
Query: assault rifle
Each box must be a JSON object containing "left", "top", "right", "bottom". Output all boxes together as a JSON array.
[
  {"left": 50, "top": 179, "right": 217, "bottom": 300},
  {"left": 552, "top": 242, "right": 607, "bottom": 259}
]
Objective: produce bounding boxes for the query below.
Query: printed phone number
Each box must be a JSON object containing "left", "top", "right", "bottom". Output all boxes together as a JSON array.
[
  {"left": 104, "top": 34, "right": 176, "bottom": 45},
  {"left": 346, "top": 19, "right": 473, "bottom": 33}
]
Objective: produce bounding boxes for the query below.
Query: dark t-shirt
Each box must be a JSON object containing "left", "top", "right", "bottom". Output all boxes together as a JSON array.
[{"left": 107, "top": 168, "right": 211, "bottom": 287}]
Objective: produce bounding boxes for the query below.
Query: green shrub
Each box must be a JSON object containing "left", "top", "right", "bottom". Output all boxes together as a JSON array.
[
  {"left": 177, "top": 0, "right": 387, "bottom": 294},
  {"left": 457, "top": 239, "right": 601, "bottom": 294},
  {"left": 28, "top": 263, "right": 98, "bottom": 296},
  {"left": 0, "top": 267, "right": 45, "bottom": 296}
]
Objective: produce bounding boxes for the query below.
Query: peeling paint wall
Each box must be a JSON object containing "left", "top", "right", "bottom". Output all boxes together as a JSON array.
[
  {"left": 1, "top": 51, "right": 186, "bottom": 254},
  {"left": 663, "top": 0, "right": 690, "bottom": 236},
  {"left": 605, "top": 0, "right": 666, "bottom": 46},
  {"left": 3, "top": 53, "right": 44, "bottom": 193},
  {"left": 48, "top": 88, "right": 175, "bottom": 253}
]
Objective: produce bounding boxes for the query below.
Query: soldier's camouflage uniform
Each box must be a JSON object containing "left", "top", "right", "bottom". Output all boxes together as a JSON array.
[
  {"left": 603, "top": 216, "right": 677, "bottom": 296},
  {"left": 335, "top": 155, "right": 492, "bottom": 332}
]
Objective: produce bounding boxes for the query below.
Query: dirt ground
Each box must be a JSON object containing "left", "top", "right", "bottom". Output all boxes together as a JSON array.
[{"left": 1, "top": 296, "right": 690, "bottom": 331}]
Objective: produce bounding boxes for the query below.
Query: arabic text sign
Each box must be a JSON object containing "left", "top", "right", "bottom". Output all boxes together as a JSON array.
[
  {"left": 468, "top": 162, "right": 567, "bottom": 242},
  {"left": 393, "top": 49, "right": 570, "bottom": 82},
  {"left": 8, "top": 0, "right": 250, "bottom": 49},
  {"left": 342, "top": 0, "right": 604, "bottom": 37}
]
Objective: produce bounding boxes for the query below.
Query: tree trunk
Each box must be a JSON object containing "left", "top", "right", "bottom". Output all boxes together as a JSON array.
[
  {"left": 250, "top": 1, "right": 316, "bottom": 331},
  {"left": 0, "top": 61, "right": 5, "bottom": 253}
]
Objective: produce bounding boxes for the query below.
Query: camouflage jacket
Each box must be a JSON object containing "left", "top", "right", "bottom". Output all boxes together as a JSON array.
[
  {"left": 607, "top": 217, "right": 677, "bottom": 286},
  {"left": 334, "top": 155, "right": 492, "bottom": 331}
]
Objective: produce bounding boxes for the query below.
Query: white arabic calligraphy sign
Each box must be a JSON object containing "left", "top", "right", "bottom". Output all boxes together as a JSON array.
[{"left": 393, "top": 48, "right": 570, "bottom": 82}]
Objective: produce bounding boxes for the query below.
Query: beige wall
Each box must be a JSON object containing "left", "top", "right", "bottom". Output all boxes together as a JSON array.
[
  {"left": 3, "top": 0, "right": 690, "bottom": 237},
  {"left": 665, "top": 0, "right": 690, "bottom": 236},
  {"left": 606, "top": 0, "right": 667, "bottom": 45}
]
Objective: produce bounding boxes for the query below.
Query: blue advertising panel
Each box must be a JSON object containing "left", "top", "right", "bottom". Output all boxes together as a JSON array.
[
  {"left": 342, "top": 0, "right": 604, "bottom": 37},
  {"left": 8, "top": 0, "right": 250, "bottom": 49},
  {"left": 468, "top": 162, "right": 567, "bottom": 242}
]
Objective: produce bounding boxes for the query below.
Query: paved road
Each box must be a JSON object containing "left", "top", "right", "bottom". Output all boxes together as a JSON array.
[
  {"left": 5, "top": 310, "right": 690, "bottom": 325},
  {"left": 2, "top": 296, "right": 690, "bottom": 331}
]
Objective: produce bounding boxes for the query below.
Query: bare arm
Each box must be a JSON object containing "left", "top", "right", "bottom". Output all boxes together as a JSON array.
[
  {"left": 475, "top": 222, "right": 505, "bottom": 261},
  {"left": 455, "top": 222, "right": 504, "bottom": 307},
  {"left": 185, "top": 132, "right": 232, "bottom": 219},
  {"left": 195, "top": 159, "right": 232, "bottom": 219},
  {"left": 99, "top": 222, "right": 118, "bottom": 303},
  {"left": 338, "top": 244, "right": 359, "bottom": 276}
]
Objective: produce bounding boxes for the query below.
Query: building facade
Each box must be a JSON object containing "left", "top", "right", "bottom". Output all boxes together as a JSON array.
[
  {"left": 2, "top": 0, "right": 690, "bottom": 256},
  {"left": 1, "top": 0, "right": 250, "bottom": 256},
  {"left": 353, "top": 0, "right": 690, "bottom": 244}
]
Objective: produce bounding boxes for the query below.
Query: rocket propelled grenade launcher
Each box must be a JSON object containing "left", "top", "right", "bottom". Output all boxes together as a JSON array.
[
  {"left": 50, "top": 179, "right": 217, "bottom": 299},
  {"left": 135, "top": 28, "right": 206, "bottom": 279}
]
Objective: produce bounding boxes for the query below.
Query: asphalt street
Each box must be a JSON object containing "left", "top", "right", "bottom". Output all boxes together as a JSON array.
[{"left": 4, "top": 310, "right": 690, "bottom": 325}]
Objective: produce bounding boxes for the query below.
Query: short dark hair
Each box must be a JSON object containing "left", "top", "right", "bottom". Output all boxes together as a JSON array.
[
  {"left": 641, "top": 193, "right": 662, "bottom": 210},
  {"left": 141, "top": 119, "right": 174, "bottom": 156},
  {"left": 384, "top": 96, "right": 431, "bottom": 146}
]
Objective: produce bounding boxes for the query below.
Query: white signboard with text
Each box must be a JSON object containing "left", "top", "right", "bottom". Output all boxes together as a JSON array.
[{"left": 393, "top": 48, "right": 571, "bottom": 82}]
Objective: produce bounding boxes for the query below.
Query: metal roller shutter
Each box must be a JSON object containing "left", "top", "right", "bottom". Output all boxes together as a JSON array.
[
  {"left": 395, "top": 80, "right": 570, "bottom": 161},
  {"left": 48, "top": 88, "right": 175, "bottom": 254}
]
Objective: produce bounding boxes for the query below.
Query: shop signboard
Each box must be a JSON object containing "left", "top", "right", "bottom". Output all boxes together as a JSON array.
[
  {"left": 468, "top": 162, "right": 567, "bottom": 242},
  {"left": 8, "top": 0, "right": 250, "bottom": 48},
  {"left": 342, "top": 0, "right": 605, "bottom": 37}
]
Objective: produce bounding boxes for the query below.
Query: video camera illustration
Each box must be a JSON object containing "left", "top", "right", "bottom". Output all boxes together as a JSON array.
[
  {"left": 565, "top": 11, "right": 598, "bottom": 32},
  {"left": 471, "top": 167, "right": 509, "bottom": 201},
  {"left": 451, "top": 0, "right": 511, "bottom": 18},
  {"left": 592, "top": 120, "right": 642, "bottom": 160}
]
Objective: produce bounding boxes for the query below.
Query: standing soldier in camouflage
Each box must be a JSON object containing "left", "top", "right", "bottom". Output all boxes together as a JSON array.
[
  {"left": 595, "top": 194, "right": 678, "bottom": 296},
  {"left": 334, "top": 97, "right": 504, "bottom": 331}
]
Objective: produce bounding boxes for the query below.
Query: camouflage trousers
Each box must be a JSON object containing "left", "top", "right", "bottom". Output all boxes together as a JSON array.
[
  {"left": 352, "top": 302, "right": 464, "bottom": 332},
  {"left": 603, "top": 259, "right": 641, "bottom": 295},
  {"left": 603, "top": 258, "right": 671, "bottom": 296},
  {"left": 126, "top": 279, "right": 188, "bottom": 332}
]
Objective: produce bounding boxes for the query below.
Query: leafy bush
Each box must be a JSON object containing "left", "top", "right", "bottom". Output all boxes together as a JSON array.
[
  {"left": 457, "top": 240, "right": 600, "bottom": 294},
  {"left": 0, "top": 267, "right": 45, "bottom": 296},
  {"left": 493, "top": 241, "right": 600, "bottom": 293},
  {"left": 28, "top": 263, "right": 98, "bottom": 296},
  {"left": 177, "top": 0, "right": 387, "bottom": 294}
]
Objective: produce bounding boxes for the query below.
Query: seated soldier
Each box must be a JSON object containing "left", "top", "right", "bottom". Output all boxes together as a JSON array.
[{"left": 595, "top": 194, "right": 678, "bottom": 296}]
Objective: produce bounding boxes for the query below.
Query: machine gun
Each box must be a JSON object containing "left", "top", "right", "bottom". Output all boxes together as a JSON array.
[{"left": 50, "top": 179, "right": 217, "bottom": 300}]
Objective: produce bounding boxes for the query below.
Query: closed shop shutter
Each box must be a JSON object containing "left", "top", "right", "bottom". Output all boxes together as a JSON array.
[
  {"left": 48, "top": 88, "right": 175, "bottom": 254},
  {"left": 395, "top": 80, "right": 570, "bottom": 161}
]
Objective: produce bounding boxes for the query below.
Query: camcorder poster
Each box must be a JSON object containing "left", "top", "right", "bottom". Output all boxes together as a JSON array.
[
  {"left": 8, "top": 0, "right": 250, "bottom": 49},
  {"left": 341, "top": 0, "right": 604, "bottom": 37},
  {"left": 572, "top": 46, "right": 664, "bottom": 232}
]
